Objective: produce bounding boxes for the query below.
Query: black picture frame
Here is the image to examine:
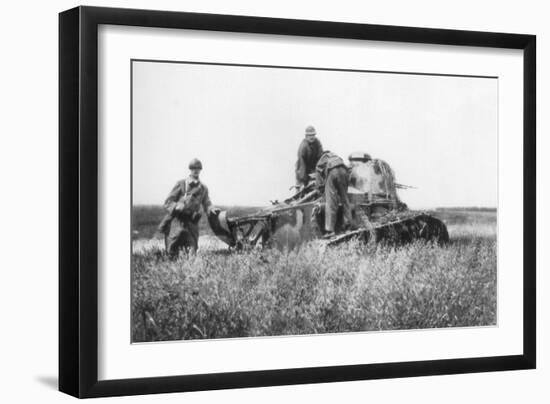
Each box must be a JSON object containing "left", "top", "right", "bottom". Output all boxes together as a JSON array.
[{"left": 59, "top": 5, "right": 536, "bottom": 398}]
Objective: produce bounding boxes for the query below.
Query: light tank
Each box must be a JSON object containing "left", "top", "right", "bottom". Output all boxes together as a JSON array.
[{"left": 208, "top": 152, "right": 449, "bottom": 250}]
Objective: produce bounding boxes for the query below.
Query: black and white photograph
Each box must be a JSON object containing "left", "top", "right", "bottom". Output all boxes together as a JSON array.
[
  {"left": 0, "top": 0, "right": 544, "bottom": 401},
  {"left": 131, "top": 60, "right": 498, "bottom": 342}
]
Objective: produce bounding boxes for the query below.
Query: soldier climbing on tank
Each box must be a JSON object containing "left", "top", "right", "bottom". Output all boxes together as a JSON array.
[
  {"left": 295, "top": 125, "right": 323, "bottom": 188},
  {"left": 315, "top": 151, "right": 354, "bottom": 238},
  {"left": 158, "top": 158, "right": 220, "bottom": 258}
]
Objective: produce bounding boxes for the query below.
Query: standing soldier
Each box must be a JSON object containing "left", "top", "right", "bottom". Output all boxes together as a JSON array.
[
  {"left": 158, "top": 158, "right": 220, "bottom": 257},
  {"left": 315, "top": 150, "right": 353, "bottom": 237},
  {"left": 295, "top": 125, "right": 323, "bottom": 188}
]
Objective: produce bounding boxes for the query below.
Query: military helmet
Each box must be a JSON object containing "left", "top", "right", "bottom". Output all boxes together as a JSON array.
[
  {"left": 188, "top": 158, "right": 203, "bottom": 170},
  {"left": 305, "top": 125, "right": 316, "bottom": 136}
]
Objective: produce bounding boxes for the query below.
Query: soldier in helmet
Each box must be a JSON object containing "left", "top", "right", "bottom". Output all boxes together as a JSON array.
[
  {"left": 315, "top": 150, "right": 353, "bottom": 237},
  {"left": 295, "top": 125, "right": 323, "bottom": 188},
  {"left": 158, "top": 158, "right": 220, "bottom": 257}
]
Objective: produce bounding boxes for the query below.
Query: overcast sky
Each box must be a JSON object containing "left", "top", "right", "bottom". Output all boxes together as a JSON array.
[{"left": 132, "top": 60, "right": 497, "bottom": 209}]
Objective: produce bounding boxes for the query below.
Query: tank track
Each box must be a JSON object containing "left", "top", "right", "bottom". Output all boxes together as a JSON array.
[{"left": 325, "top": 211, "right": 449, "bottom": 247}]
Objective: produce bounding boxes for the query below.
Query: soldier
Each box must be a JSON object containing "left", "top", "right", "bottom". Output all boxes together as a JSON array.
[
  {"left": 295, "top": 125, "right": 323, "bottom": 188},
  {"left": 158, "top": 158, "right": 220, "bottom": 257},
  {"left": 315, "top": 150, "right": 353, "bottom": 237}
]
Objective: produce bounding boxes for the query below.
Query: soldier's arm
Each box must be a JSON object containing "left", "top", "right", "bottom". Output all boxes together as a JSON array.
[
  {"left": 295, "top": 144, "right": 308, "bottom": 185},
  {"left": 315, "top": 155, "right": 327, "bottom": 189},
  {"left": 317, "top": 139, "right": 323, "bottom": 159},
  {"left": 164, "top": 181, "right": 183, "bottom": 214},
  {"left": 315, "top": 169, "right": 323, "bottom": 189}
]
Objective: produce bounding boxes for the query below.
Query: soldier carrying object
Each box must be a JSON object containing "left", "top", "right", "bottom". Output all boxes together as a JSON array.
[
  {"left": 158, "top": 158, "right": 220, "bottom": 257},
  {"left": 295, "top": 125, "right": 323, "bottom": 188},
  {"left": 315, "top": 150, "right": 353, "bottom": 237}
]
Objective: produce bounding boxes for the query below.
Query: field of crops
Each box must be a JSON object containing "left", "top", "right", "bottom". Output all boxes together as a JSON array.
[{"left": 131, "top": 207, "right": 497, "bottom": 342}]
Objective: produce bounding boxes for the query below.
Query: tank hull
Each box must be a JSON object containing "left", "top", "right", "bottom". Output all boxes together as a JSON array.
[
  {"left": 208, "top": 155, "right": 449, "bottom": 250},
  {"left": 209, "top": 201, "right": 449, "bottom": 250}
]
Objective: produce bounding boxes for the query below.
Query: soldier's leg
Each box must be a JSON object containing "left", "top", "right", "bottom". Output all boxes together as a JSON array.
[
  {"left": 177, "top": 230, "right": 194, "bottom": 255},
  {"left": 187, "top": 222, "right": 199, "bottom": 253},
  {"left": 165, "top": 218, "right": 185, "bottom": 258},
  {"left": 335, "top": 167, "right": 353, "bottom": 226},
  {"left": 174, "top": 221, "right": 198, "bottom": 255},
  {"left": 324, "top": 172, "right": 339, "bottom": 232}
]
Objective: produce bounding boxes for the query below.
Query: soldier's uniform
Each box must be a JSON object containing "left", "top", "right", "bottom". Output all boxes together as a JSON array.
[
  {"left": 159, "top": 177, "right": 213, "bottom": 256},
  {"left": 295, "top": 126, "right": 323, "bottom": 186},
  {"left": 315, "top": 151, "right": 352, "bottom": 233}
]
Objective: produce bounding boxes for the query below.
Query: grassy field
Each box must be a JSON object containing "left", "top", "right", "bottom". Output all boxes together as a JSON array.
[{"left": 131, "top": 206, "right": 497, "bottom": 342}]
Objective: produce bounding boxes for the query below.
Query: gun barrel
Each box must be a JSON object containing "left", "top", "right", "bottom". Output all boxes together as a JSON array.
[{"left": 395, "top": 183, "right": 416, "bottom": 189}]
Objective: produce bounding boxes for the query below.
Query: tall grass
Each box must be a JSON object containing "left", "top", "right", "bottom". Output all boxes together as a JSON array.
[{"left": 132, "top": 211, "right": 496, "bottom": 342}]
